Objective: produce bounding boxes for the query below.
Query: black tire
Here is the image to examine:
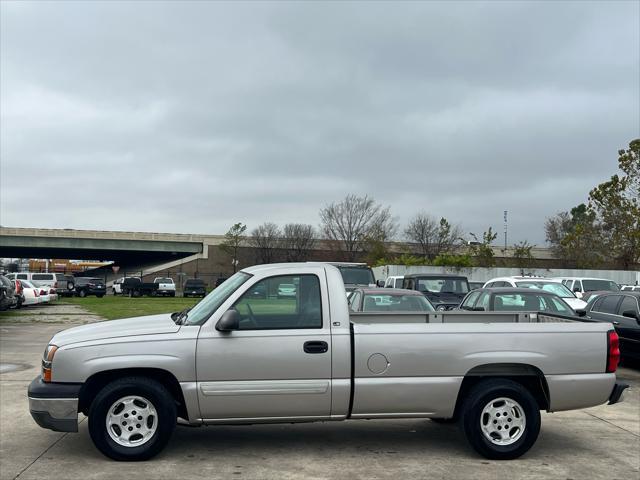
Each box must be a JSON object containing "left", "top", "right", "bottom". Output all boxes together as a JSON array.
[
  {"left": 170, "top": 292, "right": 175, "bottom": 297},
  {"left": 182, "top": 293, "right": 189, "bottom": 298},
  {"left": 88, "top": 376, "right": 176, "bottom": 461},
  {"left": 78, "top": 289, "right": 87, "bottom": 298},
  {"left": 460, "top": 379, "right": 540, "bottom": 460},
  {"left": 97, "top": 294, "right": 104, "bottom": 298}
]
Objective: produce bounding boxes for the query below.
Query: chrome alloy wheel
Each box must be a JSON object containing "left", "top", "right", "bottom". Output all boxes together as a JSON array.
[
  {"left": 480, "top": 397, "right": 526, "bottom": 446},
  {"left": 106, "top": 395, "right": 157, "bottom": 447}
]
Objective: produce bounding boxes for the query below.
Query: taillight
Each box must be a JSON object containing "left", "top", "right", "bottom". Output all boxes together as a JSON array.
[
  {"left": 15, "top": 280, "right": 22, "bottom": 294},
  {"left": 606, "top": 330, "right": 620, "bottom": 373}
]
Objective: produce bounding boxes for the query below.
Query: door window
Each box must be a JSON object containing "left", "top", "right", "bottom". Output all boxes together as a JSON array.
[
  {"left": 233, "top": 275, "right": 322, "bottom": 330},
  {"left": 17, "top": 274, "right": 28, "bottom": 280},
  {"left": 349, "top": 291, "right": 362, "bottom": 311},
  {"left": 618, "top": 296, "right": 639, "bottom": 316},
  {"left": 593, "top": 295, "right": 621, "bottom": 314},
  {"left": 461, "top": 291, "right": 481, "bottom": 309}
]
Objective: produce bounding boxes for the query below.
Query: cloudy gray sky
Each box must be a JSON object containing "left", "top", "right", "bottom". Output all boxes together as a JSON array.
[{"left": 1, "top": 0, "right": 638, "bottom": 244}]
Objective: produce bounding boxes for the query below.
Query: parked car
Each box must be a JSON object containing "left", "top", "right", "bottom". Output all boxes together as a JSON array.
[
  {"left": 153, "top": 277, "right": 176, "bottom": 297},
  {"left": 36, "top": 285, "right": 52, "bottom": 304},
  {"left": 329, "top": 262, "right": 376, "bottom": 293},
  {"left": 459, "top": 288, "right": 576, "bottom": 316},
  {"left": 349, "top": 288, "right": 434, "bottom": 312},
  {"left": 621, "top": 285, "right": 640, "bottom": 292},
  {"left": 121, "top": 277, "right": 158, "bottom": 297},
  {"left": 74, "top": 277, "right": 106, "bottom": 298},
  {"left": 28, "top": 263, "right": 627, "bottom": 461},
  {"left": 0, "top": 275, "right": 18, "bottom": 311},
  {"left": 277, "top": 283, "right": 297, "bottom": 298},
  {"left": 402, "top": 274, "right": 470, "bottom": 310},
  {"left": 383, "top": 275, "right": 404, "bottom": 289},
  {"left": 182, "top": 279, "right": 207, "bottom": 298},
  {"left": 483, "top": 277, "right": 586, "bottom": 310},
  {"left": 553, "top": 277, "right": 619, "bottom": 299},
  {"left": 113, "top": 277, "right": 142, "bottom": 295},
  {"left": 54, "top": 273, "right": 75, "bottom": 297},
  {"left": 582, "top": 291, "right": 640, "bottom": 361},
  {"left": 17, "top": 280, "right": 42, "bottom": 306},
  {"left": 582, "top": 290, "right": 613, "bottom": 304},
  {"left": 11, "top": 279, "right": 24, "bottom": 308}
]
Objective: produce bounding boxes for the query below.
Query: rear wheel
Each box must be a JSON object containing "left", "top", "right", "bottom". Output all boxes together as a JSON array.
[
  {"left": 78, "top": 289, "right": 87, "bottom": 298},
  {"left": 460, "top": 379, "right": 540, "bottom": 460},
  {"left": 88, "top": 377, "right": 176, "bottom": 461},
  {"left": 97, "top": 294, "right": 104, "bottom": 298}
]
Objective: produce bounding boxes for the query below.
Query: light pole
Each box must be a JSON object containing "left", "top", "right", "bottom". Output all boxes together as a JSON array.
[{"left": 503, "top": 210, "right": 508, "bottom": 252}]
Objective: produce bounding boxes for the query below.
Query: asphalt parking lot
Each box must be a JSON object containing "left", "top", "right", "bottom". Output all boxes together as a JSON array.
[{"left": 1, "top": 306, "right": 639, "bottom": 480}]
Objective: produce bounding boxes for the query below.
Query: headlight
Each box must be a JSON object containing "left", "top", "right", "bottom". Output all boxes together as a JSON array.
[{"left": 42, "top": 344, "right": 58, "bottom": 382}]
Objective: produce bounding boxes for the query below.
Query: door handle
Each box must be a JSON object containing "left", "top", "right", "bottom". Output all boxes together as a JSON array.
[{"left": 303, "top": 341, "right": 328, "bottom": 354}]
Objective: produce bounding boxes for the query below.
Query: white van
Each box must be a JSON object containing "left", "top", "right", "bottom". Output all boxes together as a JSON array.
[
  {"left": 6, "top": 272, "right": 58, "bottom": 288},
  {"left": 553, "top": 277, "right": 619, "bottom": 299}
]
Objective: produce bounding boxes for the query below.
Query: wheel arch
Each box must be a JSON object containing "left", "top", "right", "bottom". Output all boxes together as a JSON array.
[
  {"left": 452, "top": 363, "right": 550, "bottom": 420},
  {"left": 78, "top": 368, "right": 189, "bottom": 421}
]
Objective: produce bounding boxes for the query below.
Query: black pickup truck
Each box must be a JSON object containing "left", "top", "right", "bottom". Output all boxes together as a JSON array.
[
  {"left": 121, "top": 277, "right": 159, "bottom": 297},
  {"left": 402, "top": 273, "right": 471, "bottom": 311}
]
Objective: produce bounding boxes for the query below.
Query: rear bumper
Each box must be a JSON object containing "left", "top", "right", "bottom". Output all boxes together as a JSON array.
[
  {"left": 608, "top": 382, "right": 629, "bottom": 405},
  {"left": 28, "top": 376, "right": 82, "bottom": 432}
]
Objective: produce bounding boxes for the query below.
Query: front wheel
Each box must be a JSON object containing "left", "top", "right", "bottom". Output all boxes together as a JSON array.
[
  {"left": 460, "top": 379, "right": 540, "bottom": 460},
  {"left": 78, "top": 289, "right": 87, "bottom": 298},
  {"left": 88, "top": 377, "right": 176, "bottom": 461}
]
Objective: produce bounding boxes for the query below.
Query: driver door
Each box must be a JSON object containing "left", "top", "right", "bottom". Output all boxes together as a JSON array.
[{"left": 195, "top": 272, "right": 332, "bottom": 421}]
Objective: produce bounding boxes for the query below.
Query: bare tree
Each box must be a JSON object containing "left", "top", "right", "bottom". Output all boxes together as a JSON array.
[
  {"left": 220, "top": 222, "right": 247, "bottom": 273},
  {"left": 282, "top": 223, "right": 316, "bottom": 262},
  {"left": 249, "top": 222, "right": 281, "bottom": 264},
  {"left": 319, "top": 194, "right": 395, "bottom": 261},
  {"left": 404, "top": 213, "right": 439, "bottom": 257},
  {"left": 404, "top": 214, "right": 462, "bottom": 259}
]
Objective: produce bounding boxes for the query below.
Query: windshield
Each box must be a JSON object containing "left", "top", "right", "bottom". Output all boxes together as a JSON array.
[
  {"left": 156, "top": 278, "right": 173, "bottom": 283},
  {"left": 338, "top": 267, "right": 374, "bottom": 286},
  {"left": 582, "top": 280, "right": 619, "bottom": 292},
  {"left": 362, "top": 293, "right": 434, "bottom": 312},
  {"left": 185, "top": 272, "right": 251, "bottom": 325},
  {"left": 516, "top": 281, "right": 575, "bottom": 298},
  {"left": 417, "top": 277, "right": 469, "bottom": 294}
]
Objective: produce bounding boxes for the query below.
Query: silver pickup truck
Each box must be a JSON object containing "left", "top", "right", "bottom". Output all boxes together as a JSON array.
[{"left": 28, "top": 263, "right": 628, "bottom": 461}]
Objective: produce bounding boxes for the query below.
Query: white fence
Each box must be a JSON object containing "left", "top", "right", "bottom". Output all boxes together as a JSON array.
[{"left": 373, "top": 265, "right": 640, "bottom": 286}]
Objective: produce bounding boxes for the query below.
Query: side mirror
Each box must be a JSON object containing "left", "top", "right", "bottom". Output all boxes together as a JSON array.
[
  {"left": 216, "top": 309, "right": 240, "bottom": 332},
  {"left": 376, "top": 280, "right": 385, "bottom": 288},
  {"left": 575, "top": 309, "right": 587, "bottom": 317},
  {"left": 622, "top": 310, "right": 639, "bottom": 321}
]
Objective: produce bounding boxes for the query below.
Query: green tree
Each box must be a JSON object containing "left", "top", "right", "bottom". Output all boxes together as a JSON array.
[
  {"left": 589, "top": 139, "right": 640, "bottom": 268},
  {"left": 511, "top": 240, "right": 535, "bottom": 271},
  {"left": 544, "top": 204, "right": 604, "bottom": 268},
  {"left": 220, "top": 222, "right": 247, "bottom": 272},
  {"left": 432, "top": 253, "right": 473, "bottom": 269},
  {"left": 468, "top": 228, "right": 498, "bottom": 267}
]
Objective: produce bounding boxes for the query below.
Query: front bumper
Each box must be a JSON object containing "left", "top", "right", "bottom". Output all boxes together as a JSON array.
[
  {"left": 608, "top": 382, "right": 629, "bottom": 405},
  {"left": 28, "top": 376, "right": 82, "bottom": 432}
]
